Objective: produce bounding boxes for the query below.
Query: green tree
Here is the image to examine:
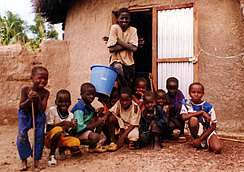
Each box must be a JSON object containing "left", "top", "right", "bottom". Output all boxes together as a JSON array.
[
  {"left": 0, "top": 11, "right": 58, "bottom": 51},
  {"left": 26, "top": 14, "right": 58, "bottom": 51},
  {"left": 0, "top": 11, "right": 28, "bottom": 45}
]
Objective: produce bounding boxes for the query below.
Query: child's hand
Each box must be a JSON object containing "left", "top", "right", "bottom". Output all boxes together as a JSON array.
[
  {"left": 28, "top": 90, "right": 39, "bottom": 101},
  {"left": 96, "top": 107, "right": 104, "bottom": 117},
  {"left": 103, "top": 36, "right": 109, "bottom": 42},
  {"left": 62, "top": 121, "right": 74, "bottom": 132},
  {"left": 192, "top": 138, "right": 201, "bottom": 148},
  {"left": 95, "top": 117, "right": 105, "bottom": 126},
  {"left": 148, "top": 73, "right": 153, "bottom": 80},
  {"left": 202, "top": 111, "right": 211, "bottom": 123}
]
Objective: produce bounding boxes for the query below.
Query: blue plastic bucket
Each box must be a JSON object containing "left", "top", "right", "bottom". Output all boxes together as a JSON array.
[{"left": 90, "top": 65, "right": 118, "bottom": 96}]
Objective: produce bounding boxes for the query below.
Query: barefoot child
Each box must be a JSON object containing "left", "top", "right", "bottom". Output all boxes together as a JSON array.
[
  {"left": 45, "top": 90, "right": 81, "bottom": 166},
  {"left": 139, "top": 91, "right": 168, "bottom": 151},
  {"left": 107, "top": 8, "right": 138, "bottom": 89},
  {"left": 166, "top": 77, "right": 186, "bottom": 143},
  {"left": 181, "top": 82, "right": 222, "bottom": 154},
  {"left": 17, "top": 66, "right": 49, "bottom": 170},
  {"left": 133, "top": 77, "right": 147, "bottom": 111},
  {"left": 104, "top": 87, "right": 141, "bottom": 151},
  {"left": 71, "top": 83, "right": 106, "bottom": 153}
]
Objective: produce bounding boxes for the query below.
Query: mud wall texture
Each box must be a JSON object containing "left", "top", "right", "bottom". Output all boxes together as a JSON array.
[
  {"left": 64, "top": 0, "right": 243, "bottom": 133},
  {"left": 0, "top": 40, "right": 70, "bottom": 124}
]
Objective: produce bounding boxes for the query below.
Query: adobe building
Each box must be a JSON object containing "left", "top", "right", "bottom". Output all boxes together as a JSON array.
[{"left": 0, "top": 0, "right": 243, "bottom": 134}]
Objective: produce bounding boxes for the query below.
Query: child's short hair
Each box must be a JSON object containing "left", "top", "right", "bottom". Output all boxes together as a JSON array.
[
  {"left": 155, "top": 89, "right": 166, "bottom": 96},
  {"left": 189, "top": 82, "right": 205, "bottom": 94},
  {"left": 166, "top": 77, "right": 178, "bottom": 86},
  {"left": 31, "top": 66, "right": 48, "bottom": 76},
  {"left": 80, "top": 83, "right": 95, "bottom": 93},
  {"left": 56, "top": 89, "right": 71, "bottom": 100},
  {"left": 117, "top": 8, "right": 130, "bottom": 17},
  {"left": 120, "top": 87, "right": 132, "bottom": 98},
  {"left": 134, "top": 77, "right": 147, "bottom": 87},
  {"left": 143, "top": 91, "right": 155, "bottom": 100}
]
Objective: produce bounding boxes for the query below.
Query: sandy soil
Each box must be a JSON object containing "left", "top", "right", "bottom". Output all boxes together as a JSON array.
[{"left": 0, "top": 125, "right": 243, "bottom": 172}]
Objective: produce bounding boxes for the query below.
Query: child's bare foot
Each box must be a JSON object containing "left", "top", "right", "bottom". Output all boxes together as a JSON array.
[
  {"left": 154, "top": 142, "right": 161, "bottom": 151},
  {"left": 20, "top": 159, "right": 27, "bottom": 171},
  {"left": 34, "top": 160, "right": 46, "bottom": 169}
]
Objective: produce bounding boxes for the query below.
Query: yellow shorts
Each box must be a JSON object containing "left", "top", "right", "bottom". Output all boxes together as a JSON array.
[{"left": 45, "top": 126, "right": 80, "bottom": 149}]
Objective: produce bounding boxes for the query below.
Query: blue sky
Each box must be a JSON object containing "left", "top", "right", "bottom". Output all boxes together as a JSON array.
[{"left": 0, "top": 0, "right": 63, "bottom": 39}]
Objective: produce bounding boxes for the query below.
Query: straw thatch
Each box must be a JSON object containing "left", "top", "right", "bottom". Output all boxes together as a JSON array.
[{"left": 32, "top": 0, "right": 71, "bottom": 24}]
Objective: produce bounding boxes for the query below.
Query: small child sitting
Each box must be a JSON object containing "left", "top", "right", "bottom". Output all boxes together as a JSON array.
[
  {"left": 166, "top": 77, "right": 186, "bottom": 143},
  {"left": 17, "top": 66, "right": 49, "bottom": 170},
  {"left": 139, "top": 91, "right": 168, "bottom": 151},
  {"left": 45, "top": 89, "right": 81, "bottom": 166},
  {"left": 104, "top": 87, "right": 141, "bottom": 151},
  {"left": 133, "top": 77, "right": 147, "bottom": 111},
  {"left": 71, "top": 83, "right": 106, "bottom": 153},
  {"left": 155, "top": 89, "right": 169, "bottom": 120},
  {"left": 181, "top": 82, "right": 222, "bottom": 154}
]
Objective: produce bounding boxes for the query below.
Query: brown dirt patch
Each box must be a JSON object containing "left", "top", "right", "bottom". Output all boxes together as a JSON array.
[{"left": 0, "top": 125, "right": 243, "bottom": 172}]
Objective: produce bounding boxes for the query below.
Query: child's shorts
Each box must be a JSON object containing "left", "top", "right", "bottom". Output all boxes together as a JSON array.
[{"left": 45, "top": 126, "right": 80, "bottom": 149}]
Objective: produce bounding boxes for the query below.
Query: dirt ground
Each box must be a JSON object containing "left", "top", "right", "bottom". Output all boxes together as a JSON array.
[{"left": 0, "top": 125, "right": 243, "bottom": 172}]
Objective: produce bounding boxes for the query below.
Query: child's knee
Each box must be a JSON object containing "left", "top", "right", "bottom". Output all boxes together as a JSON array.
[
  {"left": 88, "top": 132, "right": 100, "bottom": 145},
  {"left": 108, "top": 115, "right": 117, "bottom": 124},
  {"left": 168, "top": 121, "right": 175, "bottom": 129},
  {"left": 189, "top": 117, "right": 198, "bottom": 128}
]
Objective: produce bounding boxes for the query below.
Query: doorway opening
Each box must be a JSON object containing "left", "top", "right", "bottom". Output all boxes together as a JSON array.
[{"left": 130, "top": 9, "right": 152, "bottom": 89}]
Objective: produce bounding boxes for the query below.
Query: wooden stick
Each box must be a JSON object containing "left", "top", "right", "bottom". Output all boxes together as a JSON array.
[
  {"left": 219, "top": 137, "right": 244, "bottom": 143},
  {"left": 31, "top": 101, "right": 35, "bottom": 171}
]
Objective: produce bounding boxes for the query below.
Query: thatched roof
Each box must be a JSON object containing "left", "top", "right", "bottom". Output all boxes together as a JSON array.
[{"left": 32, "top": 0, "right": 71, "bottom": 24}]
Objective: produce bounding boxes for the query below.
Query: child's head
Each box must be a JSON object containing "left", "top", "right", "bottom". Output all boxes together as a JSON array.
[
  {"left": 143, "top": 91, "right": 156, "bottom": 112},
  {"left": 120, "top": 87, "right": 132, "bottom": 110},
  {"left": 80, "top": 83, "right": 96, "bottom": 104},
  {"left": 31, "top": 66, "right": 48, "bottom": 89},
  {"left": 166, "top": 77, "right": 179, "bottom": 97},
  {"left": 110, "top": 87, "right": 120, "bottom": 107},
  {"left": 134, "top": 77, "right": 147, "bottom": 94},
  {"left": 155, "top": 89, "right": 167, "bottom": 107},
  {"left": 55, "top": 89, "right": 71, "bottom": 113},
  {"left": 189, "top": 82, "right": 204, "bottom": 104},
  {"left": 117, "top": 8, "right": 130, "bottom": 31}
]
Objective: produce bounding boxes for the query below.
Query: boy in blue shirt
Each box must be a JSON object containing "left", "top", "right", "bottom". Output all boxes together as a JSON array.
[
  {"left": 71, "top": 83, "right": 106, "bottom": 153},
  {"left": 181, "top": 82, "right": 222, "bottom": 154}
]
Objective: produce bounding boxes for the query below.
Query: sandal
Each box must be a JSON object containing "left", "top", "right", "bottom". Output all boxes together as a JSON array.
[
  {"left": 129, "top": 141, "right": 136, "bottom": 150},
  {"left": 88, "top": 145, "right": 107, "bottom": 153},
  {"left": 106, "top": 142, "right": 117, "bottom": 151},
  {"left": 178, "top": 136, "right": 187, "bottom": 143},
  {"left": 48, "top": 155, "right": 57, "bottom": 167}
]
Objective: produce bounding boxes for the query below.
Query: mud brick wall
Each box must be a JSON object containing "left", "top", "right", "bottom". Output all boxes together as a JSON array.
[
  {"left": 0, "top": 40, "right": 70, "bottom": 124},
  {"left": 64, "top": 0, "right": 244, "bottom": 133}
]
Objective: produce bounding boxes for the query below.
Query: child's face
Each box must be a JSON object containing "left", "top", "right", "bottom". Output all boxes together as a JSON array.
[
  {"left": 55, "top": 93, "right": 71, "bottom": 113},
  {"left": 144, "top": 96, "right": 156, "bottom": 112},
  {"left": 166, "top": 81, "right": 178, "bottom": 96},
  {"left": 110, "top": 92, "right": 119, "bottom": 107},
  {"left": 81, "top": 87, "right": 95, "bottom": 104},
  {"left": 31, "top": 69, "right": 48, "bottom": 89},
  {"left": 189, "top": 84, "right": 204, "bottom": 104},
  {"left": 120, "top": 93, "right": 132, "bottom": 110},
  {"left": 117, "top": 12, "right": 130, "bottom": 30},
  {"left": 155, "top": 92, "right": 167, "bottom": 107},
  {"left": 135, "top": 81, "right": 147, "bottom": 94}
]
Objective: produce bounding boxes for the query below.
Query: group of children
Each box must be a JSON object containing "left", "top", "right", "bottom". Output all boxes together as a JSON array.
[
  {"left": 17, "top": 65, "right": 222, "bottom": 170},
  {"left": 16, "top": 7, "right": 221, "bottom": 171}
]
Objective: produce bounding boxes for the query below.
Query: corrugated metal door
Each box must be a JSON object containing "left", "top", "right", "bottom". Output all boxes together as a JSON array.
[{"left": 152, "top": 3, "right": 198, "bottom": 98}]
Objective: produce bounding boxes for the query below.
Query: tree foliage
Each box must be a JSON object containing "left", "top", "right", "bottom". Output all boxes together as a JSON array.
[{"left": 0, "top": 11, "right": 58, "bottom": 51}]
